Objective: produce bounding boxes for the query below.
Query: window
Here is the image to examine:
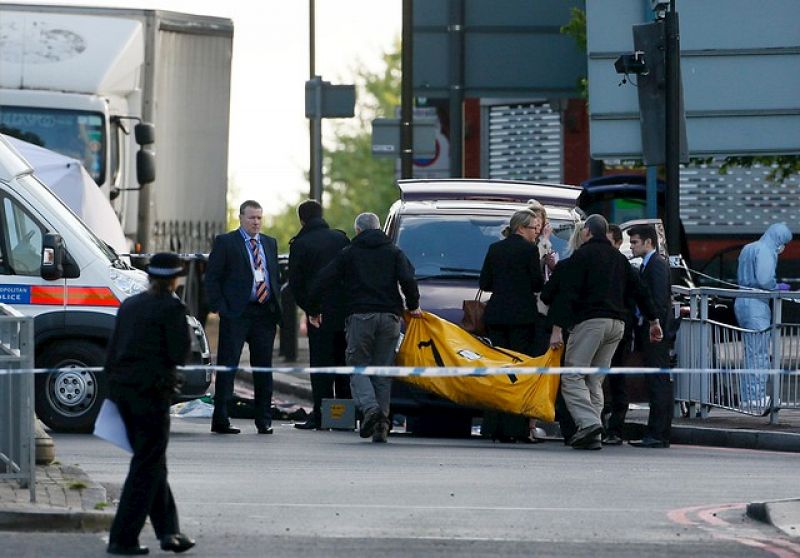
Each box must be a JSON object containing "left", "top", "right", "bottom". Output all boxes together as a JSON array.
[
  {"left": 396, "top": 215, "right": 575, "bottom": 278},
  {"left": 0, "top": 106, "right": 106, "bottom": 185},
  {"left": 2, "top": 197, "right": 44, "bottom": 276}
]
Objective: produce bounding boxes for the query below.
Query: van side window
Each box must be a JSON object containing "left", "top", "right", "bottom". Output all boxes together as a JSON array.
[{"left": 1, "top": 197, "right": 44, "bottom": 276}]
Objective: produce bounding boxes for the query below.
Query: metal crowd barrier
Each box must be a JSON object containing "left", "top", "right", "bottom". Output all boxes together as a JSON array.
[
  {"left": 673, "top": 285, "right": 800, "bottom": 424},
  {"left": 0, "top": 303, "right": 35, "bottom": 501}
]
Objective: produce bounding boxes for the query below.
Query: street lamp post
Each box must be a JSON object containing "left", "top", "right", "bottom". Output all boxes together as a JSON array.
[
  {"left": 309, "top": 0, "right": 322, "bottom": 202},
  {"left": 401, "top": 0, "right": 413, "bottom": 179},
  {"left": 664, "top": 0, "right": 681, "bottom": 260}
]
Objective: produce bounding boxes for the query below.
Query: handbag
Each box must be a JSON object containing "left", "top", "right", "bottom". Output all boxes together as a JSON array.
[{"left": 461, "top": 290, "right": 487, "bottom": 335}]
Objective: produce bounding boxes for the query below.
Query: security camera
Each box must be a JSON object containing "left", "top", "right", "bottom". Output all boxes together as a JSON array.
[
  {"left": 651, "top": 1, "right": 670, "bottom": 19},
  {"left": 614, "top": 51, "right": 648, "bottom": 75}
]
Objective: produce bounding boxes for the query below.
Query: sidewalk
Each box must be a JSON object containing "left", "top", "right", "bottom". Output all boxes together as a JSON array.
[
  {"left": 626, "top": 406, "right": 800, "bottom": 453},
  {"left": 0, "top": 464, "right": 112, "bottom": 531}
]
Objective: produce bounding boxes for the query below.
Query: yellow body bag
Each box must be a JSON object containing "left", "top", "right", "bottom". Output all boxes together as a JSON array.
[{"left": 396, "top": 312, "right": 562, "bottom": 421}]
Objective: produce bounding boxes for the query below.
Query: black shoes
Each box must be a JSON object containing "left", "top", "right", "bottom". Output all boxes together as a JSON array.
[
  {"left": 212, "top": 423, "right": 272, "bottom": 434},
  {"left": 568, "top": 424, "right": 603, "bottom": 449},
  {"left": 372, "top": 418, "right": 389, "bottom": 443},
  {"left": 360, "top": 410, "right": 381, "bottom": 439},
  {"left": 211, "top": 424, "right": 240, "bottom": 434},
  {"left": 294, "top": 419, "right": 317, "bottom": 430},
  {"left": 630, "top": 437, "right": 670, "bottom": 448},
  {"left": 110, "top": 532, "right": 190, "bottom": 554},
  {"left": 161, "top": 533, "right": 196, "bottom": 553},
  {"left": 602, "top": 434, "right": 623, "bottom": 446},
  {"left": 107, "top": 543, "right": 149, "bottom": 555}
]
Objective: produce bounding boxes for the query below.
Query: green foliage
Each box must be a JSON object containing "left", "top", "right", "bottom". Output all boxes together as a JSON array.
[
  {"left": 719, "top": 156, "right": 800, "bottom": 184},
  {"left": 263, "top": 205, "right": 300, "bottom": 251},
  {"left": 226, "top": 179, "right": 242, "bottom": 232},
  {"left": 68, "top": 480, "right": 87, "bottom": 491},
  {"left": 560, "top": 7, "right": 586, "bottom": 52},
  {"left": 263, "top": 42, "right": 401, "bottom": 252},
  {"left": 561, "top": 8, "right": 588, "bottom": 98}
]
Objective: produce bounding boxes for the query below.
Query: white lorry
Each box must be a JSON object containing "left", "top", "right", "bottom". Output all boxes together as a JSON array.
[
  {"left": 0, "top": 4, "right": 233, "bottom": 317},
  {"left": 0, "top": 5, "right": 230, "bottom": 431}
]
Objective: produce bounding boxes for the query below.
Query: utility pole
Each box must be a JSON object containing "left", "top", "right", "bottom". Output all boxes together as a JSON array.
[
  {"left": 309, "top": 0, "right": 322, "bottom": 201},
  {"left": 448, "top": 0, "right": 464, "bottom": 177},
  {"left": 400, "top": 0, "right": 413, "bottom": 179},
  {"left": 664, "top": 0, "right": 681, "bottom": 259}
]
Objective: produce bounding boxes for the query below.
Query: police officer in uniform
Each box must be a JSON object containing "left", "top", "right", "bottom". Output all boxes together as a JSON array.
[{"left": 106, "top": 252, "right": 195, "bottom": 555}]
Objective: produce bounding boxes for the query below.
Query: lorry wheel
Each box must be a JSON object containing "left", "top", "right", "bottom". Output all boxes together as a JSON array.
[{"left": 35, "top": 341, "right": 108, "bottom": 433}]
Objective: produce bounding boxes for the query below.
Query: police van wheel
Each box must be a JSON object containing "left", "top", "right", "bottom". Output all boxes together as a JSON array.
[{"left": 35, "top": 341, "right": 108, "bottom": 433}]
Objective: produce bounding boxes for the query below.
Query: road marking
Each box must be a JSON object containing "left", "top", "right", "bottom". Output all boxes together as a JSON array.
[{"left": 668, "top": 502, "right": 800, "bottom": 557}]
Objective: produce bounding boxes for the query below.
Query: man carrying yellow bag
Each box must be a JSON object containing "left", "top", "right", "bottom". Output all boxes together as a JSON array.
[{"left": 397, "top": 312, "right": 562, "bottom": 422}]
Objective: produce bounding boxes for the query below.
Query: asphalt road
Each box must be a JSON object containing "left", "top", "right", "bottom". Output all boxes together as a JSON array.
[{"left": 7, "top": 419, "right": 800, "bottom": 557}]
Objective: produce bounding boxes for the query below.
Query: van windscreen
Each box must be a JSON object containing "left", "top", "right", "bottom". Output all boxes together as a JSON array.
[{"left": 396, "top": 215, "right": 574, "bottom": 278}]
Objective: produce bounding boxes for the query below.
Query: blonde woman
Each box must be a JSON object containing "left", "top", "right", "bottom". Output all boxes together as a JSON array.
[{"left": 478, "top": 208, "right": 545, "bottom": 442}]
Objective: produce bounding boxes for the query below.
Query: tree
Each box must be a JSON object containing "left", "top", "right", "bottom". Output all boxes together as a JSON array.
[{"left": 263, "top": 43, "right": 401, "bottom": 251}]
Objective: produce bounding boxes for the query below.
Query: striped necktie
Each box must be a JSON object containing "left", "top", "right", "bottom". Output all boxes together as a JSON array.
[{"left": 249, "top": 238, "right": 269, "bottom": 303}]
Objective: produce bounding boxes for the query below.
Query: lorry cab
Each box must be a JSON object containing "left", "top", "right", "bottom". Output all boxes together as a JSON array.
[{"left": 0, "top": 136, "right": 210, "bottom": 432}]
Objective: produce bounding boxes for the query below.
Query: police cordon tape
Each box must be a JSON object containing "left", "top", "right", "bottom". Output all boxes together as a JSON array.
[{"left": 0, "top": 365, "right": 797, "bottom": 377}]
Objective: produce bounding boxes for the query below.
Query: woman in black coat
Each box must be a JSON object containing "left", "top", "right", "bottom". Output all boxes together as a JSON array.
[
  {"left": 106, "top": 253, "right": 195, "bottom": 556},
  {"left": 478, "top": 209, "right": 545, "bottom": 442}
]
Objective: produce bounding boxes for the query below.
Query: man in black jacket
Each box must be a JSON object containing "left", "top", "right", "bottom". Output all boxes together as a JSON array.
[
  {"left": 288, "top": 199, "right": 351, "bottom": 430},
  {"left": 309, "top": 212, "right": 422, "bottom": 443},
  {"left": 548, "top": 215, "right": 663, "bottom": 450},
  {"left": 627, "top": 224, "right": 674, "bottom": 448}
]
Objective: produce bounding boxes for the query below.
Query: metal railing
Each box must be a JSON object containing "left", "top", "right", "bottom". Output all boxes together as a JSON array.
[
  {"left": 673, "top": 285, "right": 800, "bottom": 424},
  {"left": 0, "top": 303, "right": 35, "bottom": 502}
]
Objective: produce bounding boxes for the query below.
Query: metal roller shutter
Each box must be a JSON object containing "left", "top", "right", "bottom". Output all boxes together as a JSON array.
[
  {"left": 680, "top": 161, "right": 800, "bottom": 236},
  {"left": 485, "top": 101, "right": 563, "bottom": 182}
]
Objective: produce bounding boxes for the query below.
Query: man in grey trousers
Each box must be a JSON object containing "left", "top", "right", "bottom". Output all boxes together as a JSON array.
[{"left": 308, "top": 212, "right": 422, "bottom": 443}]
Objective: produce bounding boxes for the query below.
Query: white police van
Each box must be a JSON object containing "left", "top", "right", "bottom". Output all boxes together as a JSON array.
[{"left": 0, "top": 135, "right": 210, "bottom": 432}]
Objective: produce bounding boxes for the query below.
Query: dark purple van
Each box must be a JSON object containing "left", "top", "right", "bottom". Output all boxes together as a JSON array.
[{"left": 384, "top": 179, "right": 582, "bottom": 436}]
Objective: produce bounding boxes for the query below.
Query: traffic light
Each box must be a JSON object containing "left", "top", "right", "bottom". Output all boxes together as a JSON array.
[{"left": 633, "top": 21, "right": 688, "bottom": 165}]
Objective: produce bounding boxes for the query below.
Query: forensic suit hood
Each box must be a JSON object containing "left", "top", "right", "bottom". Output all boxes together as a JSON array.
[{"left": 737, "top": 223, "right": 793, "bottom": 290}]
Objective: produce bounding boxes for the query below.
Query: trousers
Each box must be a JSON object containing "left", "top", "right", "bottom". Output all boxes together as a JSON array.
[
  {"left": 734, "top": 298, "right": 771, "bottom": 403},
  {"left": 561, "top": 318, "right": 624, "bottom": 430},
  {"left": 213, "top": 303, "right": 276, "bottom": 428},
  {"left": 345, "top": 312, "right": 401, "bottom": 417},
  {"left": 109, "top": 387, "right": 178, "bottom": 547},
  {"left": 308, "top": 325, "right": 351, "bottom": 426}
]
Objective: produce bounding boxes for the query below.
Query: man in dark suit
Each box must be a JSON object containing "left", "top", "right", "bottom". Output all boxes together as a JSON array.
[
  {"left": 627, "top": 224, "right": 674, "bottom": 448},
  {"left": 602, "top": 224, "right": 634, "bottom": 445},
  {"left": 288, "top": 199, "right": 351, "bottom": 430},
  {"left": 205, "top": 200, "right": 282, "bottom": 435}
]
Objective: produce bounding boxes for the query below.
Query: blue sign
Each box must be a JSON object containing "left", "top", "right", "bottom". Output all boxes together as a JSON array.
[{"left": 0, "top": 285, "right": 31, "bottom": 304}]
